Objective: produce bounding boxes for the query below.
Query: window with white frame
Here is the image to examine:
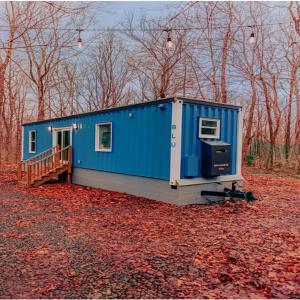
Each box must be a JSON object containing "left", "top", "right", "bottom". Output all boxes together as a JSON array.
[
  {"left": 199, "top": 118, "right": 220, "bottom": 139},
  {"left": 95, "top": 123, "right": 112, "bottom": 151},
  {"left": 29, "top": 130, "right": 36, "bottom": 153}
]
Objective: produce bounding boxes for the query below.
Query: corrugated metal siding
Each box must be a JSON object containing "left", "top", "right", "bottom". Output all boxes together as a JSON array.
[
  {"left": 23, "top": 123, "right": 53, "bottom": 159},
  {"left": 181, "top": 102, "right": 239, "bottom": 178},
  {"left": 23, "top": 102, "right": 172, "bottom": 180}
]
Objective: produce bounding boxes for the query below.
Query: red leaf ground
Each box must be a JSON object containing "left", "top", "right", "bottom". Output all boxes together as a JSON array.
[{"left": 0, "top": 168, "right": 299, "bottom": 298}]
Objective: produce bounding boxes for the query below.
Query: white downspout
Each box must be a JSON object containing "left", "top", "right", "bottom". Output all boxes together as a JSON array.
[{"left": 21, "top": 125, "right": 24, "bottom": 161}]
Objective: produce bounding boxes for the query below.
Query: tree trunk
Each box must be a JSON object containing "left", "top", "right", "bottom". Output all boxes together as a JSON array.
[
  {"left": 0, "top": 67, "right": 6, "bottom": 164},
  {"left": 243, "top": 78, "right": 257, "bottom": 158},
  {"left": 285, "top": 67, "right": 296, "bottom": 161},
  {"left": 260, "top": 77, "right": 274, "bottom": 169},
  {"left": 37, "top": 84, "right": 45, "bottom": 120},
  {"left": 295, "top": 73, "right": 300, "bottom": 149}
]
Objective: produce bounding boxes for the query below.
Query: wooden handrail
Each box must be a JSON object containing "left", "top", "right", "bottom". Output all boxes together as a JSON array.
[
  {"left": 17, "top": 145, "right": 60, "bottom": 181},
  {"left": 17, "top": 145, "right": 72, "bottom": 186},
  {"left": 20, "top": 145, "right": 59, "bottom": 164}
]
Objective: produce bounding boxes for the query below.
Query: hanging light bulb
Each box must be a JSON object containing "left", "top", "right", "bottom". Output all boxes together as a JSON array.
[
  {"left": 77, "top": 36, "right": 83, "bottom": 48},
  {"left": 249, "top": 32, "right": 256, "bottom": 44},
  {"left": 166, "top": 36, "right": 174, "bottom": 49},
  {"left": 164, "top": 28, "right": 174, "bottom": 49},
  {"left": 76, "top": 29, "right": 83, "bottom": 48}
]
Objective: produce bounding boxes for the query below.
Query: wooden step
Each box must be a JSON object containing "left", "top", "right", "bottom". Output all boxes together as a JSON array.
[{"left": 32, "top": 166, "right": 70, "bottom": 187}]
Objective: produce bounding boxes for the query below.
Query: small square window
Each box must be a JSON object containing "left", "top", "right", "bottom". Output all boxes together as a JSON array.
[
  {"left": 29, "top": 130, "right": 36, "bottom": 153},
  {"left": 202, "top": 120, "right": 218, "bottom": 127},
  {"left": 199, "top": 118, "right": 220, "bottom": 139},
  {"left": 95, "top": 123, "right": 112, "bottom": 152},
  {"left": 201, "top": 127, "right": 216, "bottom": 135}
]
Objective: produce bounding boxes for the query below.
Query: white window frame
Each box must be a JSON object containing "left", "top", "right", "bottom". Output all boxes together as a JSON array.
[
  {"left": 199, "top": 117, "right": 220, "bottom": 139},
  {"left": 29, "top": 130, "right": 36, "bottom": 153},
  {"left": 95, "top": 122, "right": 112, "bottom": 152}
]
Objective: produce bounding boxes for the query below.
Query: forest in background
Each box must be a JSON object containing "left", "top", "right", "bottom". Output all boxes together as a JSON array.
[{"left": 0, "top": 1, "right": 299, "bottom": 171}]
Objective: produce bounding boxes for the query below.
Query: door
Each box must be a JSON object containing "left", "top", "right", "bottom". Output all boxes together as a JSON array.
[{"left": 53, "top": 128, "right": 72, "bottom": 161}]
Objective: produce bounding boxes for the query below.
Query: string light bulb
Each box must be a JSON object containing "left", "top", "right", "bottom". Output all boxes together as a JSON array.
[
  {"left": 164, "top": 29, "right": 174, "bottom": 49},
  {"left": 249, "top": 32, "right": 256, "bottom": 44},
  {"left": 166, "top": 36, "right": 173, "bottom": 49},
  {"left": 76, "top": 29, "right": 83, "bottom": 48},
  {"left": 78, "top": 37, "right": 83, "bottom": 48}
]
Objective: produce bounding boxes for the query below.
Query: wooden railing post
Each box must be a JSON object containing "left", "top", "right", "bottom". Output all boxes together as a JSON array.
[
  {"left": 27, "top": 163, "right": 32, "bottom": 187},
  {"left": 55, "top": 145, "right": 60, "bottom": 167},
  {"left": 17, "top": 162, "right": 21, "bottom": 180},
  {"left": 67, "top": 146, "right": 72, "bottom": 184},
  {"left": 37, "top": 161, "right": 40, "bottom": 178}
]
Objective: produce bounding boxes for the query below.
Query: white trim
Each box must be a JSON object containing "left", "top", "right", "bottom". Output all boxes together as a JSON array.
[
  {"left": 52, "top": 126, "right": 73, "bottom": 148},
  {"left": 95, "top": 122, "right": 112, "bottom": 152},
  {"left": 236, "top": 107, "right": 243, "bottom": 176},
  {"left": 199, "top": 117, "right": 220, "bottom": 139},
  {"left": 21, "top": 126, "right": 24, "bottom": 160},
  {"left": 169, "top": 98, "right": 183, "bottom": 186},
  {"left": 177, "top": 175, "right": 244, "bottom": 187},
  {"left": 28, "top": 130, "right": 36, "bottom": 153}
]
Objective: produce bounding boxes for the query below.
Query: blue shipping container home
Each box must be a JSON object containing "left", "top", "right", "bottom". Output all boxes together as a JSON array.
[{"left": 19, "top": 97, "right": 244, "bottom": 205}]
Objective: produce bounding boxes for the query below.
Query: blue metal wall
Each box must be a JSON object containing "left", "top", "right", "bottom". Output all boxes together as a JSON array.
[
  {"left": 181, "top": 102, "right": 239, "bottom": 179},
  {"left": 23, "top": 102, "right": 172, "bottom": 180}
]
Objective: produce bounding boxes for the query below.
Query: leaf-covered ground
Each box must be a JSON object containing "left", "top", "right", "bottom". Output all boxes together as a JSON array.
[{"left": 0, "top": 168, "right": 299, "bottom": 298}]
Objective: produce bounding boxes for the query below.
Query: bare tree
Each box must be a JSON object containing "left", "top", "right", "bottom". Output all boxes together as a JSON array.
[
  {"left": 0, "top": 2, "right": 39, "bottom": 163},
  {"left": 289, "top": 2, "right": 300, "bottom": 36},
  {"left": 79, "top": 33, "right": 133, "bottom": 110},
  {"left": 15, "top": 2, "right": 88, "bottom": 120},
  {"left": 282, "top": 31, "right": 300, "bottom": 160},
  {"left": 3, "top": 63, "right": 29, "bottom": 162},
  {"left": 288, "top": 2, "right": 300, "bottom": 154},
  {"left": 124, "top": 16, "right": 189, "bottom": 100}
]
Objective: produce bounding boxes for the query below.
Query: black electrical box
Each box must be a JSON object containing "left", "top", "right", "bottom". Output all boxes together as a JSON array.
[{"left": 201, "top": 140, "right": 231, "bottom": 177}]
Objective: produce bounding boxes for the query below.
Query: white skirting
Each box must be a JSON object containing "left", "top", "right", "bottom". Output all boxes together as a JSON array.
[{"left": 72, "top": 168, "right": 243, "bottom": 205}]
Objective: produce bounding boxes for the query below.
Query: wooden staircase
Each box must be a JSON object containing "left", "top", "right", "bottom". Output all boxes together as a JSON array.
[{"left": 17, "top": 145, "right": 72, "bottom": 187}]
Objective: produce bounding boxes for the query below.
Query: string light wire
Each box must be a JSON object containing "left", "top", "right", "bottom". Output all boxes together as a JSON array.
[
  {"left": 0, "top": 21, "right": 294, "bottom": 51},
  {"left": 0, "top": 20, "right": 293, "bottom": 33}
]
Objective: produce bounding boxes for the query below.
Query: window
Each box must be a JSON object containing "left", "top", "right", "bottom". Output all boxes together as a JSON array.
[
  {"left": 29, "top": 130, "right": 36, "bottom": 153},
  {"left": 199, "top": 118, "right": 220, "bottom": 139},
  {"left": 95, "top": 123, "right": 112, "bottom": 151}
]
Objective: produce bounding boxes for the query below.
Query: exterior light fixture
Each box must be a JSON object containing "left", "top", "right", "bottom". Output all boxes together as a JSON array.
[
  {"left": 73, "top": 123, "right": 79, "bottom": 129},
  {"left": 76, "top": 29, "right": 83, "bottom": 48},
  {"left": 249, "top": 32, "right": 256, "bottom": 44},
  {"left": 47, "top": 126, "right": 52, "bottom": 132},
  {"left": 164, "top": 29, "right": 174, "bottom": 49}
]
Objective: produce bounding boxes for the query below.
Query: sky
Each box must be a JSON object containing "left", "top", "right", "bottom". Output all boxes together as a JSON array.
[{"left": 94, "top": 1, "right": 181, "bottom": 27}]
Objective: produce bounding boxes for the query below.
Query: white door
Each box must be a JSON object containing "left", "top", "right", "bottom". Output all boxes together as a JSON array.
[{"left": 53, "top": 127, "right": 72, "bottom": 161}]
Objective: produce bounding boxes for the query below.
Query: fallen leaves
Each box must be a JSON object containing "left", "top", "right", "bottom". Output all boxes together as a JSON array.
[{"left": 0, "top": 167, "right": 299, "bottom": 298}]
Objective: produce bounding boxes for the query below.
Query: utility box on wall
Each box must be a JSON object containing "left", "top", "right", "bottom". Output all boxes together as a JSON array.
[
  {"left": 184, "top": 155, "right": 199, "bottom": 177},
  {"left": 201, "top": 140, "right": 231, "bottom": 177}
]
